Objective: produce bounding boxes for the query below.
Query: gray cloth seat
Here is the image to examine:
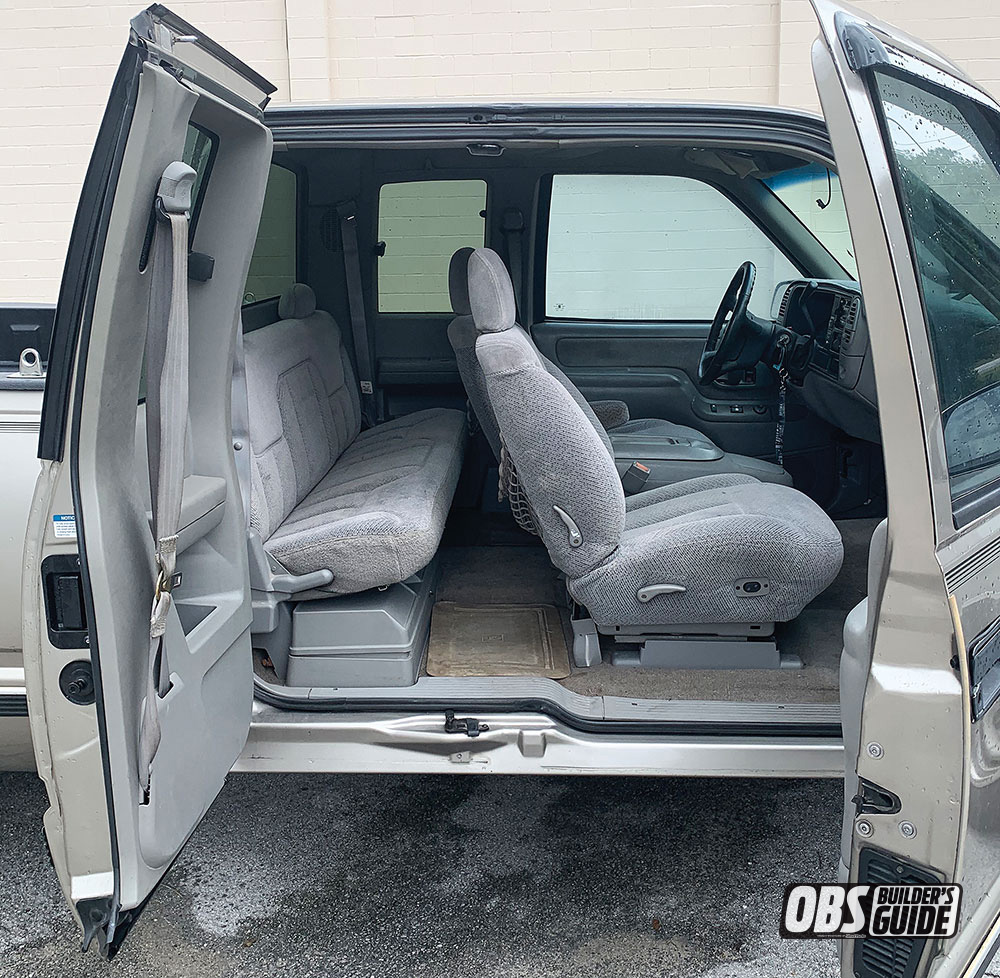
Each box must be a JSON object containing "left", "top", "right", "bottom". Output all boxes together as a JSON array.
[
  {"left": 244, "top": 284, "right": 466, "bottom": 595},
  {"left": 467, "top": 247, "right": 843, "bottom": 628},
  {"left": 446, "top": 247, "right": 790, "bottom": 488}
]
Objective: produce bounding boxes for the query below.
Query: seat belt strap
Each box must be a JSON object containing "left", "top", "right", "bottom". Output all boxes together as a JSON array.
[
  {"left": 138, "top": 161, "right": 196, "bottom": 796},
  {"left": 501, "top": 207, "right": 525, "bottom": 321},
  {"left": 337, "top": 201, "right": 376, "bottom": 426}
]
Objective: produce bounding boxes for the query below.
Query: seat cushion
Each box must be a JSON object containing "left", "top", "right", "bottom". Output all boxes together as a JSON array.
[
  {"left": 263, "top": 408, "right": 467, "bottom": 595},
  {"left": 571, "top": 480, "right": 844, "bottom": 627}
]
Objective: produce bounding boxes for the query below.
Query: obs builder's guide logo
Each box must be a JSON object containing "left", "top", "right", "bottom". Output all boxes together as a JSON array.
[{"left": 781, "top": 883, "right": 962, "bottom": 939}]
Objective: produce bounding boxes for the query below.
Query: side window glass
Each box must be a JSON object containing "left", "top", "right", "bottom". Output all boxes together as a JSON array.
[
  {"left": 243, "top": 164, "right": 298, "bottom": 305},
  {"left": 377, "top": 180, "right": 487, "bottom": 313},
  {"left": 545, "top": 174, "right": 800, "bottom": 321},
  {"left": 872, "top": 71, "right": 1000, "bottom": 520},
  {"left": 764, "top": 164, "right": 858, "bottom": 277},
  {"left": 182, "top": 123, "right": 217, "bottom": 231}
]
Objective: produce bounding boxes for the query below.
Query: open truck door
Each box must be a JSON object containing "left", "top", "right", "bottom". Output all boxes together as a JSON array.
[
  {"left": 22, "top": 5, "right": 273, "bottom": 957},
  {"left": 810, "top": 1, "right": 1000, "bottom": 975}
]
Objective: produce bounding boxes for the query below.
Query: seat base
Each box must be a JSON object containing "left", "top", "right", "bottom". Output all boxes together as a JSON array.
[
  {"left": 610, "top": 637, "right": 802, "bottom": 671},
  {"left": 571, "top": 616, "right": 805, "bottom": 670}
]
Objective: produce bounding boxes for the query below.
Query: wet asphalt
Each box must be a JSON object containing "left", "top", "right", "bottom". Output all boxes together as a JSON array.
[{"left": 2, "top": 772, "right": 850, "bottom": 977}]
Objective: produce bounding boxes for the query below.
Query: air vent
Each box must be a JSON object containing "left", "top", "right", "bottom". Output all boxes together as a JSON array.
[
  {"left": 853, "top": 848, "right": 940, "bottom": 978},
  {"left": 946, "top": 535, "right": 1000, "bottom": 591},
  {"left": 778, "top": 285, "right": 794, "bottom": 322},
  {"left": 842, "top": 297, "right": 861, "bottom": 347}
]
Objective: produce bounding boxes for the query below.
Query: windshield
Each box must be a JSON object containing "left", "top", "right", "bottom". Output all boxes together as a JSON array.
[
  {"left": 764, "top": 163, "right": 858, "bottom": 278},
  {"left": 872, "top": 69, "right": 1000, "bottom": 517}
]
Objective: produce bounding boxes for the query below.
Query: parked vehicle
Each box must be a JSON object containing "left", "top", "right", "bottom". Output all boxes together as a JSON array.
[
  {"left": 11, "top": 1, "right": 1000, "bottom": 972},
  {"left": 0, "top": 304, "right": 50, "bottom": 771}
]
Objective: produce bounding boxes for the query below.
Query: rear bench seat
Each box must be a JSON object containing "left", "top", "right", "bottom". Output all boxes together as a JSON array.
[{"left": 244, "top": 284, "right": 466, "bottom": 596}]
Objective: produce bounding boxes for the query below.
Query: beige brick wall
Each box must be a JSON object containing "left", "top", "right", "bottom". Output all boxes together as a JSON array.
[{"left": 1, "top": 0, "right": 998, "bottom": 302}]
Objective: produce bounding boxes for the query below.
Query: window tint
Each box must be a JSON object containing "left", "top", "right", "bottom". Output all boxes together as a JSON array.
[
  {"left": 873, "top": 71, "right": 1000, "bottom": 516},
  {"left": 764, "top": 164, "right": 857, "bottom": 277},
  {"left": 377, "top": 179, "right": 486, "bottom": 313},
  {"left": 545, "top": 174, "right": 799, "bottom": 321},
  {"left": 243, "top": 164, "right": 297, "bottom": 305}
]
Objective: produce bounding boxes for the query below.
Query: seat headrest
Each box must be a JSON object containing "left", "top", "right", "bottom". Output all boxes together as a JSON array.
[
  {"left": 468, "top": 247, "right": 516, "bottom": 334},
  {"left": 278, "top": 283, "right": 317, "bottom": 320},
  {"left": 449, "top": 247, "right": 474, "bottom": 315}
]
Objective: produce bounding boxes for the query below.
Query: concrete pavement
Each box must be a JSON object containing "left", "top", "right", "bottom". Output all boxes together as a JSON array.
[{"left": 1, "top": 772, "right": 846, "bottom": 977}]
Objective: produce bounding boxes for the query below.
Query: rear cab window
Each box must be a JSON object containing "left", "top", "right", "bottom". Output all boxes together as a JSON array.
[
  {"left": 544, "top": 173, "right": 800, "bottom": 321},
  {"left": 377, "top": 179, "right": 487, "bottom": 313},
  {"left": 870, "top": 69, "right": 1000, "bottom": 524}
]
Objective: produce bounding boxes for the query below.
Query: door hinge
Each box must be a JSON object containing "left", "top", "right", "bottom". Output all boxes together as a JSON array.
[
  {"left": 443, "top": 710, "right": 489, "bottom": 738},
  {"left": 852, "top": 778, "right": 902, "bottom": 816}
]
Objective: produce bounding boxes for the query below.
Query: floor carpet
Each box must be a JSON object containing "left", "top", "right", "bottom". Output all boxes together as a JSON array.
[{"left": 427, "top": 603, "right": 570, "bottom": 678}]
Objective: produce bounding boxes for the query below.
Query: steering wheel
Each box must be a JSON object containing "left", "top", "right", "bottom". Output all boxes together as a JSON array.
[{"left": 699, "top": 261, "right": 758, "bottom": 385}]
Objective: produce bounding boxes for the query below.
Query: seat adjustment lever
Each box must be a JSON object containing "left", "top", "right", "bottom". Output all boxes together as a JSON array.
[
  {"left": 637, "top": 583, "right": 687, "bottom": 603},
  {"left": 270, "top": 568, "right": 334, "bottom": 594},
  {"left": 552, "top": 505, "right": 582, "bottom": 547}
]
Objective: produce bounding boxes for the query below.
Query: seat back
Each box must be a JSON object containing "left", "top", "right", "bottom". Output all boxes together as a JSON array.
[
  {"left": 447, "top": 247, "right": 503, "bottom": 458},
  {"left": 448, "top": 247, "right": 615, "bottom": 460},
  {"left": 469, "top": 248, "right": 624, "bottom": 577},
  {"left": 243, "top": 283, "right": 362, "bottom": 541}
]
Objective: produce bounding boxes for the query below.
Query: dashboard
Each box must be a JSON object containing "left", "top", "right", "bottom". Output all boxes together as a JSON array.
[{"left": 772, "top": 279, "right": 880, "bottom": 442}]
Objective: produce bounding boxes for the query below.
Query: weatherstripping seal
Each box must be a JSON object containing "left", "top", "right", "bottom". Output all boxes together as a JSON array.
[
  {"left": 39, "top": 39, "right": 142, "bottom": 956},
  {"left": 38, "top": 49, "right": 141, "bottom": 462},
  {"left": 252, "top": 681, "right": 843, "bottom": 739}
]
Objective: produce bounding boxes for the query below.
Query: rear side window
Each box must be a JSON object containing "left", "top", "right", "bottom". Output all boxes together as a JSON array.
[
  {"left": 377, "top": 179, "right": 486, "bottom": 313},
  {"left": 243, "top": 164, "right": 298, "bottom": 305},
  {"left": 872, "top": 70, "right": 1000, "bottom": 522},
  {"left": 182, "top": 123, "right": 217, "bottom": 231},
  {"left": 545, "top": 174, "right": 799, "bottom": 321}
]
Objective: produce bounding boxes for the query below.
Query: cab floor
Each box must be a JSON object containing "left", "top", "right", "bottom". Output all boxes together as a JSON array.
[{"left": 433, "top": 518, "right": 878, "bottom": 706}]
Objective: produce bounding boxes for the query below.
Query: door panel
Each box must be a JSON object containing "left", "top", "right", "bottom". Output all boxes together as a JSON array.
[
  {"left": 532, "top": 319, "right": 831, "bottom": 463},
  {"left": 811, "top": 0, "right": 1000, "bottom": 973},
  {"left": 23, "top": 7, "right": 273, "bottom": 957}
]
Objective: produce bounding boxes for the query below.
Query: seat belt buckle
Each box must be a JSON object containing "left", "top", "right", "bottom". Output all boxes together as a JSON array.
[
  {"left": 359, "top": 381, "right": 373, "bottom": 395},
  {"left": 621, "top": 461, "right": 651, "bottom": 495}
]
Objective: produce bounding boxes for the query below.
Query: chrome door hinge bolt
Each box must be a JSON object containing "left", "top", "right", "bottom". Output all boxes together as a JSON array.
[
  {"left": 856, "top": 819, "right": 874, "bottom": 838},
  {"left": 898, "top": 821, "right": 917, "bottom": 839},
  {"left": 866, "top": 742, "right": 884, "bottom": 759}
]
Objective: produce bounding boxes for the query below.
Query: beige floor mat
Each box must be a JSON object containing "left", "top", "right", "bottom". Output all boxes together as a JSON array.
[{"left": 426, "top": 603, "right": 571, "bottom": 679}]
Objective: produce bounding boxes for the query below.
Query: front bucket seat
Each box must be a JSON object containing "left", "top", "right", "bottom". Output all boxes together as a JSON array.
[
  {"left": 468, "top": 247, "right": 843, "bottom": 628},
  {"left": 447, "top": 247, "right": 791, "bottom": 488}
]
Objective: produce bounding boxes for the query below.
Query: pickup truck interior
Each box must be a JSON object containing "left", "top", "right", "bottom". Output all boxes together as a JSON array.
[{"left": 222, "top": 117, "right": 884, "bottom": 725}]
